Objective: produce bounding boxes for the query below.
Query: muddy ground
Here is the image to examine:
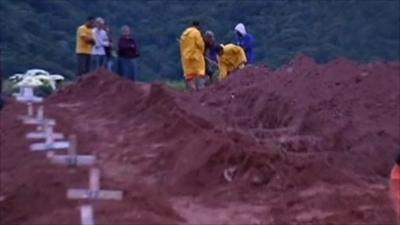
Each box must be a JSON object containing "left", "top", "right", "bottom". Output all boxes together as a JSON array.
[{"left": 1, "top": 56, "right": 399, "bottom": 224}]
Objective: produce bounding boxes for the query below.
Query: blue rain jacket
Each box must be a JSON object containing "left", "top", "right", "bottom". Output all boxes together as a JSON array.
[{"left": 235, "top": 33, "right": 255, "bottom": 64}]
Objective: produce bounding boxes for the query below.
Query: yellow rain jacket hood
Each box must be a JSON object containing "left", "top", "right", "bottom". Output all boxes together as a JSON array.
[
  {"left": 180, "top": 27, "right": 206, "bottom": 80},
  {"left": 218, "top": 44, "right": 247, "bottom": 80}
]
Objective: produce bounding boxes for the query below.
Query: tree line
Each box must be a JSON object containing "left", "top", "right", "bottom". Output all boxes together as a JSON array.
[{"left": 1, "top": 0, "right": 399, "bottom": 81}]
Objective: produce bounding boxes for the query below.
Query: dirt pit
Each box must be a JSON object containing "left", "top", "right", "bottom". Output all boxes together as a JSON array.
[{"left": 1, "top": 57, "right": 399, "bottom": 224}]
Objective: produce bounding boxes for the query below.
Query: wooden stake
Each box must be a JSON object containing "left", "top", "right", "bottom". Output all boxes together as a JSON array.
[
  {"left": 27, "top": 102, "right": 33, "bottom": 117},
  {"left": 89, "top": 167, "right": 100, "bottom": 193},
  {"left": 69, "top": 135, "right": 77, "bottom": 157},
  {"left": 80, "top": 205, "right": 95, "bottom": 225},
  {"left": 37, "top": 105, "right": 44, "bottom": 119}
]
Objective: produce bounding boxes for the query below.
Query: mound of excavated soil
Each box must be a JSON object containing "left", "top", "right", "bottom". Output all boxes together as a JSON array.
[
  {"left": 1, "top": 57, "right": 399, "bottom": 224},
  {"left": 194, "top": 56, "right": 400, "bottom": 178}
]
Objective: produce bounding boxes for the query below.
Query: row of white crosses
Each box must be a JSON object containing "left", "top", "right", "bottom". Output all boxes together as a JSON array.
[{"left": 15, "top": 83, "right": 123, "bottom": 225}]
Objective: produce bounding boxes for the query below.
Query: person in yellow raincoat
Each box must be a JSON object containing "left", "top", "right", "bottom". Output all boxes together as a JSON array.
[
  {"left": 216, "top": 44, "right": 247, "bottom": 80},
  {"left": 179, "top": 21, "right": 206, "bottom": 90},
  {"left": 390, "top": 152, "right": 400, "bottom": 222}
]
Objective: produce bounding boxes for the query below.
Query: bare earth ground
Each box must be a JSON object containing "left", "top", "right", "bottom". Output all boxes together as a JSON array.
[{"left": 1, "top": 56, "right": 399, "bottom": 224}]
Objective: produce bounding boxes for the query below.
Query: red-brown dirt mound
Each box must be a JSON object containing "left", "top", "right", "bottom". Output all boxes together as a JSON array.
[
  {"left": 194, "top": 56, "right": 400, "bottom": 177},
  {"left": 1, "top": 57, "right": 399, "bottom": 224}
]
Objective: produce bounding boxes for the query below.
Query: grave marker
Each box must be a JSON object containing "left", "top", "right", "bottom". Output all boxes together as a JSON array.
[
  {"left": 49, "top": 135, "right": 96, "bottom": 167},
  {"left": 67, "top": 167, "right": 123, "bottom": 200},
  {"left": 30, "top": 123, "right": 70, "bottom": 152},
  {"left": 14, "top": 85, "right": 43, "bottom": 103},
  {"left": 26, "top": 120, "right": 64, "bottom": 140}
]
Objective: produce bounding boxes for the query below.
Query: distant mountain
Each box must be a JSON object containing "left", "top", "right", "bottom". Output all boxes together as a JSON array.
[{"left": 1, "top": 0, "right": 399, "bottom": 81}]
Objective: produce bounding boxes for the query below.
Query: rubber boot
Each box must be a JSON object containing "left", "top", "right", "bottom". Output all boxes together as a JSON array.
[
  {"left": 185, "top": 79, "right": 197, "bottom": 91},
  {"left": 195, "top": 77, "right": 206, "bottom": 90}
]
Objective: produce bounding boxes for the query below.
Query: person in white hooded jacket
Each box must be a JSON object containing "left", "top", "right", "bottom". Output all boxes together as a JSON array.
[
  {"left": 234, "top": 23, "right": 255, "bottom": 64},
  {"left": 91, "top": 17, "right": 110, "bottom": 71}
]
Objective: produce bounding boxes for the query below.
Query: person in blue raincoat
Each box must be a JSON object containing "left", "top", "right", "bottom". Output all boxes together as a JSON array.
[{"left": 234, "top": 23, "right": 255, "bottom": 64}]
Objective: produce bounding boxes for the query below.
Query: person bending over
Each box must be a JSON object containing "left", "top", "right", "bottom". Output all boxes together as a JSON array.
[{"left": 216, "top": 44, "right": 247, "bottom": 80}]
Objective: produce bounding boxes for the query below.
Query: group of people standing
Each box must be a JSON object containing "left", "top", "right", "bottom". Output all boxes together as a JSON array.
[
  {"left": 75, "top": 16, "right": 139, "bottom": 80},
  {"left": 180, "top": 21, "right": 255, "bottom": 90},
  {"left": 75, "top": 17, "right": 254, "bottom": 88}
]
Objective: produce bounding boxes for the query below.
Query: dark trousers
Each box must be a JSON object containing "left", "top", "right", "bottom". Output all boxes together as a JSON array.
[
  {"left": 117, "top": 58, "right": 136, "bottom": 81},
  {"left": 77, "top": 53, "right": 91, "bottom": 76},
  {"left": 91, "top": 55, "right": 106, "bottom": 71},
  {"left": 105, "top": 56, "right": 115, "bottom": 72}
]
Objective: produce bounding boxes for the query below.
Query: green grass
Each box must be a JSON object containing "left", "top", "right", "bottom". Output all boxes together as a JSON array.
[
  {"left": 165, "top": 80, "right": 187, "bottom": 91},
  {"left": 1, "top": 78, "right": 193, "bottom": 96},
  {"left": 1, "top": 79, "right": 16, "bottom": 96}
]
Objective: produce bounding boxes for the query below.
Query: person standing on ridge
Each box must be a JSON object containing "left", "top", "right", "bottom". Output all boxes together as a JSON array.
[
  {"left": 180, "top": 21, "right": 206, "bottom": 90},
  {"left": 76, "top": 16, "right": 95, "bottom": 76},
  {"left": 204, "top": 30, "right": 219, "bottom": 83},
  {"left": 104, "top": 24, "right": 114, "bottom": 71},
  {"left": 91, "top": 17, "right": 109, "bottom": 71},
  {"left": 234, "top": 23, "right": 255, "bottom": 64},
  {"left": 216, "top": 43, "right": 247, "bottom": 80},
  {"left": 117, "top": 25, "right": 139, "bottom": 81}
]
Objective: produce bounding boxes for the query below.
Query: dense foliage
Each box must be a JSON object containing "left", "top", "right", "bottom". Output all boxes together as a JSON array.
[{"left": 1, "top": 0, "right": 399, "bottom": 81}]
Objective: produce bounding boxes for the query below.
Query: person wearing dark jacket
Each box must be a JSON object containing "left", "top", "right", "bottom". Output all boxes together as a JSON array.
[
  {"left": 234, "top": 23, "right": 255, "bottom": 64},
  {"left": 104, "top": 25, "right": 114, "bottom": 71},
  {"left": 117, "top": 25, "right": 139, "bottom": 81},
  {"left": 204, "top": 30, "right": 218, "bottom": 83}
]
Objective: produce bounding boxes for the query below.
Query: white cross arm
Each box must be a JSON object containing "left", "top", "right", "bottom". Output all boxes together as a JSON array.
[
  {"left": 16, "top": 95, "right": 43, "bottom": 103},
  {"left": 26, "top": 132, "right": 64, "bottom": 140},
  {"left": 30, "top": 141, "right": 70, "bottom": 151},
  {"left": 67, "top": 189, "right": 123, "bottom": 200},
  {"left": 24, "top": 118, "right": 56, "bottom": 126},
  {"left": 49, "top": 155, "right": 96, "bottom": 167}
]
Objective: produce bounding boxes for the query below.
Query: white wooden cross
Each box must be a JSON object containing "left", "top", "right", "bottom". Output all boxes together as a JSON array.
[
  {"left": 14, "top": 85, "right": 43, "bottom": 103},
  {"left": 49, "top": 135, "right": 96, "bottom": 167},
  {"left": 30, "top": 123, "right": 70, "bottom": 152},
  {"left": 80, "top": 205, "right": 95, "bottom": 225},
  {"left": 26, "top": 117, "right": 64, "bottom": 141},
  {"left": 67, "top": 167, "right": 123, "bottom": 200}
]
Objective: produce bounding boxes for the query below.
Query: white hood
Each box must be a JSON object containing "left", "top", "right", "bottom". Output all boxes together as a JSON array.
[{"left": 234, "top": 23, "right": 247, "bottom": 35}]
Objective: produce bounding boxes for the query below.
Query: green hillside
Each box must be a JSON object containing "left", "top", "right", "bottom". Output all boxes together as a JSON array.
[{"left": 1, "top": 0, "right": 399, "bottom": 81}]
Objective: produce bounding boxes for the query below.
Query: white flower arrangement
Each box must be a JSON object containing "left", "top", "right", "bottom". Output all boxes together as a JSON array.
[{"left": 10, "top": 69, "right": 65, "bottom": 91}]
